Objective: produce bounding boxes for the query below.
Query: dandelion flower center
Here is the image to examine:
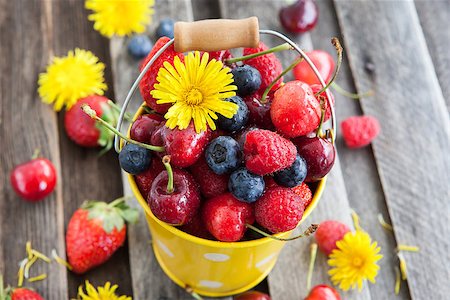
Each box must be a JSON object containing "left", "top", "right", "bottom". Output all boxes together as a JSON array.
[
  {"left": 352, "top": 257, "right": 363, "bottom": 267},
  {"left": 185, "top": 88, "right": 204, "bottom": 105}
]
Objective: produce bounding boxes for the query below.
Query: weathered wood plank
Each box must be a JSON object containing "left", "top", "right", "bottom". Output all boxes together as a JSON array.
[
  {"left": 219, "top": 1, "right": 371, "bottom": 300},
  {"left": 311, "top": 1, "right": 410, "bottom": 298},
  {"left": 191, "top": 0, "right": 221, "bottom": 20},
  {"left": 48, "top": 0, "right": 132, "bottom": 297},
  {"left": 0, "top": 0, "right": 68, "bottom": 298},
  {"left": 333, "top": 1, "right": 450, "bottom": 299},
  {"left": 415, "top": 0, "right": 450, "bottom": 111}
]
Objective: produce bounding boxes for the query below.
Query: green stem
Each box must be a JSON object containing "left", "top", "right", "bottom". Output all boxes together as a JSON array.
[
  {"left": 185, "top": 286, "right": 203, "bottom": 300},
  {"left": 246, "top": 224, "right": 318, "bottom": 241},
  {"left": 107, "top": 100, "right": 133, "bottom": 122},
  {"left": 315, "top": 96, "right": 326, "bottom": 138},
  {"left": 108, "top": 196, "right": 132, "bottom": 207},
  {"left": 314, "top": 37, "right": 343, "bottom": 96},
  {"left": 31, "top": 148, "right": 41, "bottom": 160},
  {"left": 0, "top": 275, "right": 4, "bottom": 300},
  {"left": 81, "top": 104, "right": 165, "bottom": 152},
  {"left": 260, "top": 56, "right": 304, "bottom": 104},
  {"left": 306, "top": 243, "right": 318, "bottom": 291},
  {"left": 162, "top": 156, "right": 174, "bottom": 194},
  {"left": 331, "top": 82, "right": 374, "bottom": 99},
  {"left": 225, "top": 43, "right": 293, "bottom": 64}
]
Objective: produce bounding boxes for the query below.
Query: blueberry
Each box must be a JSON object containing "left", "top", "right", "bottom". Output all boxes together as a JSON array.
[
  {"left": 273, "top": 154, "right": 308, "bottom": 187},
  {"left": 217, "top": 96, "right": 249, "bottom": 132},
  {"left": 205, "top": 136, "right": 242, "bottom": 175},
  {"left": 231, "top": 65, "right": 262, "bottom": 96},
  {"left": 119, "top": 144, "right": 152, "bottom": 174},
  {"left": 228, "top": 168, "right": 265, "bottom": 203},
  {"left": 127, "top": 35, "right": 153, "bottom": 59},
  {"left": 156, "top": 18, "right": 175, "bottom": 39}
]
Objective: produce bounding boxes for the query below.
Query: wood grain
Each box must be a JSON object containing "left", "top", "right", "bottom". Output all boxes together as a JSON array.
[
  {"left": 0, "top": 0, "right": 67, "bottom": 298},
  {"left": 333, "top": 1, "right": 450, "bottom": 299}
]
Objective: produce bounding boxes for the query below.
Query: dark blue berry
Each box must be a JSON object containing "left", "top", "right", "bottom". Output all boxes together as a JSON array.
[
  {"left": 228, "top": 168, "right": 265, "bottom": 203},
  {"left": 231, "top": 65, "right": 262, "bottom": 96},
  {"left": 217, "top": 96, "right": 249, "bottom": 132},
  {"left": 205, "top": 136, "right": 242, "bottom": 175},
  {"left": 273, "top": 154, "right": 308, "bottom": 187},
  {"left": 127, "top": 35, "right": 153, "bottom": 59},
  {"left": 119, "top": 144, "right": 152, "bottom": 174},
  {"left": 156, "top": 18, "right": 175, "bottom": 39}
]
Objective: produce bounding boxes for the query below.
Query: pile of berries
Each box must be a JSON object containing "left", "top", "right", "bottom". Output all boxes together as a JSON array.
[{"left": 119, "top": 38, "right": 336, "bottom": 242}]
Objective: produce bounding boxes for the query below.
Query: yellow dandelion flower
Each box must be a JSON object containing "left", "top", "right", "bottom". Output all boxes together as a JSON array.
[
  {"left": 85, "top": 0, "right": 155, "bottom": 37},
  {"left": 328, "top": 230, "right": 383, "bottom": 291},
  {"left": 151, "top": 51, "right": 238, "bottom": 133},
  {"left": 38, "top": 48, "right": 107, "bottom": 111},
  {"left": 78, "top": 281, "right": 131, "bottom": 300}
]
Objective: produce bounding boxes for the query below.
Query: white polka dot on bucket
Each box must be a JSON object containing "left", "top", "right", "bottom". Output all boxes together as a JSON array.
[
  {"left": 203, "top": 253, "right": 230, "bottom": 262},
  {"left": 198, "top": 280, "right": 223, "bottom": 288},
  {"left": 255, "top": 253, "right": 277, "bottom": 269},
  {"left": 156, "top": 240, "right": 174, "bottom": 258}
]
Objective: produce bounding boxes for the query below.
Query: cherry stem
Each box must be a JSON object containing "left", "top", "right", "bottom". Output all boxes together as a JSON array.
[
  {"left": 260, "top": 56, "right": 304, "bottom": 104},
  {"left": 162, "top": 155, "right": 174, "bottom": 194},
  {"left": 314, "top": 37, "right": 343, "bottom": 97},
  {"left": 315, "top": 95, "right": 326, "bottom": 138},
  {"left": 245, "top": 224, "right": 318, "bottom": 241},
  {"left": 185, "top": 285, "right": 203, "bottom": 300},
  {"left": 107, "top": 100, "right": 133, "bottom": 122},
  {"left": 225, "top": 43, "right": 293, "bottom": 64},
  {"left": 306, "top": 243, "right": 318, "bottom": 291},
  {"left": 31, "top": 148, "right": 41, "bottom": 160},
  {"left": 81, "top": 104, "right": 165, "bottom": 152},
  {"left": 331, "top": 82, "right": 374, "bottom": 99}
]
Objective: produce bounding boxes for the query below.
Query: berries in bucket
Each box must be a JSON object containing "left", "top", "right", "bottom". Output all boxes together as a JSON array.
[{"left": 82, "top": 17, "right": 339, "bottom": 297}]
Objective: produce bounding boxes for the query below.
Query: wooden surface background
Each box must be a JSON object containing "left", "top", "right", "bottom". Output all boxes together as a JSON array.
[{"left": 0, "top": 0, "right": 449, "bottom": 299}]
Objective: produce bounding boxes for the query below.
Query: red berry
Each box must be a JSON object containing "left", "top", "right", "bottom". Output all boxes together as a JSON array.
[
  {"left": 208, "top": 50, "right": 233, "bottom": 62},
  {"left": 341, "top": 115, "right": 380, "bottom": 148},
  {"left": 180, "top": 212, "right": 214, "bottom": 240},
  {"left": 243, "top": 91, "right": 275, "bottom": 129},
  {"left": 64, "top": 95, "right": 116, "bottom": 148},
  {"left": 271, "top": 81, "right": 321, "bottom": 138},
  {"left": 255, "top": 186, "right": 304, "bottom": 233},
  {"left": 234, "top": 290, "right": 271, "bottom": 300},
  {"left": 243, "top": 42, "right": 283, "bottom": 94},
  {"left": 190, "top": 156, "right": 229, "bottom": 198},
  {"left": 292, "top": 182, "right": 313, "bottom": 209},
  {"left": 202, "top": 193, "right": 255, "bottom": 242},
  {"left": 135, "top": 156, "right": 166, "bottom": 199},
  {"left": 130, "top": 113, "right": 164, "bottom": 143},
  {"left": 310, "top": 84, "right": 335, "bottom": 122},
  {"left": 305, "top": 284, "right": 341, "bottom": 300},
  {"left": 315, "top": 220, "right": 350, "bottom": 256},
  {"left": 10, "top": 288, "right": 44, "bottom": 300},
  {"left": 10, "top": 158, "right": 56, "bottom": 202},
  {"left": 279, "top": 0, "right": 319, "bottom": 34},
  {"left": 244, "top": 129, "right": 297, "bottom": 176},
  {"left": 139, "top": 37, "right": 184, "bottom": 114},
  {"left": 148, "top": 169, "right": 201, "bottom": 225},
  {"left": 293, "top": 50, "right": 335, "bottom": 85}
]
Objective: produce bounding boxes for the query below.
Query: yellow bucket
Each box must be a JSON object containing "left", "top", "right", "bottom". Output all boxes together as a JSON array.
[{"left": 127, "top": 105, "right": 326, "bottom": 297}]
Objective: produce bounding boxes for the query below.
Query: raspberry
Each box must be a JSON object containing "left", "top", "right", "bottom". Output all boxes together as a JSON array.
[
  {"left": 255, "top": 186, "right": 304, "bottom": 233},
  {"left": 243, "top": 42, "right": 283, "bottom": 94},
  {"left": 341, "top": 115, "right": 380, "bottom": 148},
  {"left": 271, "top": 81, "right": 321, "bottom": 138},
  {"left": 244, "top": 129, "right": 297, "bottom": 175},
  {"left": 190, "top": 156, "right": 229, "bottom": 198},
  {"left": 139, "top": 37, "right": 184, "bottom": 114},
  {"left": 315, "top": 220, "right": 350, "bottom": 255},
  {"left": 292, "top": 182, "right": 313, "bottom": 209}
]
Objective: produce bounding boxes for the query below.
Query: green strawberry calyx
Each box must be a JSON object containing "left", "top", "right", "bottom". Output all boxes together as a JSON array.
[
  {"left": 96, "top": 101, "right": 120, "bottom": 155},
  {"left": 82, "top": 197, "right": 139, "bottom": 233}
]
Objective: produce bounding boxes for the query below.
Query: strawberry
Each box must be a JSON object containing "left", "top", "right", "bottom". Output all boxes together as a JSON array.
[
  {"left": 180, "top": 212, "right": 214, "bottom": 240},
  {"left": 341, "top": 115, "right": 380, "bottom": 148},
  {"left": 271, "top": 81, "right": 321, "bottom": 138},
  {"left": 64, "top": 95, "right": 118, "bottom": 152},
  {"left": 305, "top": 284, "right": 341, "bottom": 300},
  {"left": 135, "top": 156, "right": 165, "bottom": 199},
  {"left": 9, "top": 288, "right": 44, "bottom": 300},
  {"left": 66, "top": 199, "right": 138, "bottom": 274},
  {"left": 255, "top": 186, "right": 304, "bottom": 233},
  {"left": 310, "top": 84, "right": 335, "bottom": 122},
  {"left": 190, "top": 156, "right": 229, "bottom": 198},
  {"left": 207, "top": 50, "right": 233, "bottom": 63},
  {"left": 244, "top": 129, "right": 297, "bottom": 175},
  {"left": 292, "top": 182, "right": 313, "bottom": 209},
  {"left": 243, "top": 42, "right": 283, "bottom": 94},
  {"left": 315, "top": 220, "right": 350, "bottom": 255},
  {"left": 293, "top": 50, "right": 335, "bottom": 85},
  {"left": 139, "top": 37, "right": 184, "bottom": 114}
]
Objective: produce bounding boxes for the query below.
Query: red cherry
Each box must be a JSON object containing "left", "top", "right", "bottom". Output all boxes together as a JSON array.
[
  {"left": 10, "top": 158, "right": 57, "bottom": 202},
  {"left": 279, "top": 0, "right": 318, "bottom": 34},
  {"left": 293, "top": 50, "right": 335, "bottom": 85},
  {"left": 305, "top": 285, "right": 341, "bottom": 300},
  {"left": 148, "top": 169, "right": 201, "bottom": 225},
  {"left": 190, "top": 156, "right": 229, "bottom": 199},
  {"left": 130, "top": 113, "right": 164, "bottom": 143},
  {"left": 243, "top": 91, "right": 274, "bottom": 130},
  {"left": 135, "top": 156, "right": 166, "bottom": 199},
  {"left": 234, "top": 290, "right": 271, "bottom": 300},
  {"left": 180, "top": 212, "right": 214, "bottom": 240}
]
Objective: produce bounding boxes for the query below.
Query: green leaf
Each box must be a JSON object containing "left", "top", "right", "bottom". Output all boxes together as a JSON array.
[{"left": 119, "top": 208, "right": 139, "bottom": 224}]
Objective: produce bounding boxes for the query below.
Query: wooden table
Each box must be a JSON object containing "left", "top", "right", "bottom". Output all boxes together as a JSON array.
[{"left": 1, "top": 0, "right": 449, "bottom": 299}]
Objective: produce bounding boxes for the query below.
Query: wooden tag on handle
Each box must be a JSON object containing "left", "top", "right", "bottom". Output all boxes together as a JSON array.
[{"left": 174, "top": 17, "right": 260, "bottom": 53}]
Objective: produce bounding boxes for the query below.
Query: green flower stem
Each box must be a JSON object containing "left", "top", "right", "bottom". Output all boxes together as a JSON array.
[
  {"left": 81, "top": 104, "right": 165, "bottom": 152},
  {"left": 306, "top": 243, "right": 318, "bottom": 291},
  {"left": 331, "top": 82, "right": 374, "bottom": 99},
  {"left": 225, "top": 43, "right": 293, "bottom": 64},
  {"left": 245, "top": 224, "right": 318, "bottom": 241},
  {"left": 315, "top": 96, "right": 326, "bottom": 138},
  {"left": 314, "top": 38, "right": 343, "bottom": 96},
  {"left": 107, "top": 100, "right": 133, "bottom": 122},
  {"left": 260, "top": 56, "right": 304, "bottom": 104},
  {"left": 31, "top": 148, "right": 41, "bottom": 160},
  {"left": 162, "top": 156, "right": 174, "bottom": 194}
]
